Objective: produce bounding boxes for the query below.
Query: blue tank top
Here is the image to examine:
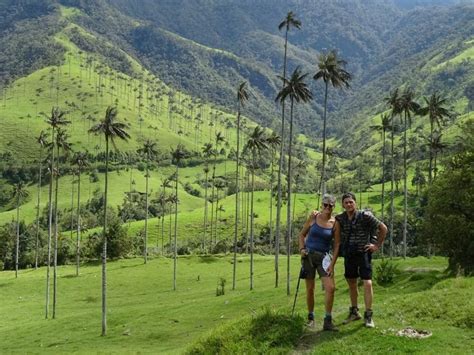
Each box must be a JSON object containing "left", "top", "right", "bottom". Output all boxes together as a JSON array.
[{"left": 305, "top": 222, "right": 333, "bottom": 253}]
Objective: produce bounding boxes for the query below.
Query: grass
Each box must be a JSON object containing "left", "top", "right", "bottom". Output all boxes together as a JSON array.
[{"left": 3, "top": 256, "right": 469, "bottom": 353}]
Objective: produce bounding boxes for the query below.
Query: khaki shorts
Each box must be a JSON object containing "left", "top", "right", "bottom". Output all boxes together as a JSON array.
[{"left": 301, "top": 251, "right": 329, "bottom": 279}]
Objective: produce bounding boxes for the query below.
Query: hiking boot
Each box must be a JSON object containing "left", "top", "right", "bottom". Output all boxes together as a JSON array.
[
  {"left": 343, "top": 306, "right": 361, "bottom": 324},
  {"left": 364, "top": 310, "right": 375, "bottom": 328},
  {"left": 307, "top": 313, "right": 315, "bottom": 328},
  {"left": 323, "top": 316, "right": 339, "bottom": 331}
]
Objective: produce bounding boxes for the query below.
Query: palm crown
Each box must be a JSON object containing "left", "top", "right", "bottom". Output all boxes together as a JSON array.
[
  {"left": 276, "top": 66, "right": 313, "bottom": 104},
  {"left": 89, "top": 106, "right": 130, "bottom": 147},
  {"left": 314, "top": 50, "right": 352, "bottom": 89}
]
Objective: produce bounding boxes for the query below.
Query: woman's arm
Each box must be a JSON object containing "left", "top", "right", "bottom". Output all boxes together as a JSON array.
[
  {"left": 327, "top": 220, "right": 341, "bottom": 276},
  {"left": 298, "top": 213, "right": 316, "bottom": 256}
]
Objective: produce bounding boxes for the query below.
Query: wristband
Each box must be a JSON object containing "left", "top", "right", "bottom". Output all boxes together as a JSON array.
[{"left": 300, "top": 248, "right": 306, "bottom": 252}]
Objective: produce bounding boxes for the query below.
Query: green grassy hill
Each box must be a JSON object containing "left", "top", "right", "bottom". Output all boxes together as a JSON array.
[{"left": 0, "top": 256, "right": 472, "bottom": 353}]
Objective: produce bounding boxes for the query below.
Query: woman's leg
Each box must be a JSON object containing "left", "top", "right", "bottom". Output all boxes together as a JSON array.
[
  {"left": 305, "top": 278, "right": 315, "bottom": 313},
  {"left": 322, "top": 276, "right": 335, "bottom": 313}
]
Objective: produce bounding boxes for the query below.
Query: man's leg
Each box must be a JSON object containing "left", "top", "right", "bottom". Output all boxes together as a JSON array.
[
  {"left": 363, "top": 279, "right": 373, "bottom": 311},
  {"left": 361, "top": 253, "right": 375, "bottom": 328},
  {"left": 347, "top": 278, "right": 358, "bottom": 307},
  {"left": 343, "top": 255, "right": 362, "bottom": 324}
]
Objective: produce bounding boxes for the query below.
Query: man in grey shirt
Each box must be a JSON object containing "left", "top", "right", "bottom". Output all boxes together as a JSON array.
[{"left": 333, "top": 192, "right": 387, "bottom": 328}]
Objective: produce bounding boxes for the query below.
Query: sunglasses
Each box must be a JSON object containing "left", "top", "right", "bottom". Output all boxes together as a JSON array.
[{"left": 323, "top": 203, "right": 334, "bottom": 208}]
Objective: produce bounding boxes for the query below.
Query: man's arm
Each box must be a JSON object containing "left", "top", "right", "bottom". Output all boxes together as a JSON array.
[{"left": 365, "top": 221, "right": 388, "bottom": 253}]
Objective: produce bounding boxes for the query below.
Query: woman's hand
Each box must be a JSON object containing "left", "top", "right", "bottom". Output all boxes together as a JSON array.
[{"left": 326, "top": 264, "right": 334, "bottom": 277}]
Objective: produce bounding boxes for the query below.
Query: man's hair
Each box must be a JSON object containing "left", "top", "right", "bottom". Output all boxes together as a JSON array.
[{"left": 341, "top": 192, "right": 356, "bottom": 202}]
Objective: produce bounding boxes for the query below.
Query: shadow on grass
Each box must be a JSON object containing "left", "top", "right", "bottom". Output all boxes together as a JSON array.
[
  {"left": 61, "top": 274, "right": 77, "bottom": 279},
  {"left": 379, "top": 269, "right": 449, "bottom": 294},
  {"left": 83, "top": 295, "right": 99, "bottom": 303},
  {"left": 197, "top": 255, "right": 220, "bottom": 263},
  {"left": 296, "top": 322, "right": 364, "bottom": 351}
]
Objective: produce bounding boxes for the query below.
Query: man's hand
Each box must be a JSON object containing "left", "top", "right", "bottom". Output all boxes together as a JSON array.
[
  {"left": 300, "top": 248, "right": 308, "bottom": 257},
  {"left": 364, "top": 243, "right": 379, "bottom": 253}
]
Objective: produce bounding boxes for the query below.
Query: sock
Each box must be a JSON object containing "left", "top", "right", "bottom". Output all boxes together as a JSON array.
[
  {"left": 325, "top": 312, "right": 332, "bottom": 319},
  {"left": 308, "top": 311, "right": 314, "bottom": 319}
]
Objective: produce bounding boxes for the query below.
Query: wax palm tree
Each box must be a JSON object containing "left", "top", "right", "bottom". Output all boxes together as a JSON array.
[
  {"left": 137, "top": 140, "right": 158, "bottom": 264},
  {"left": 44, "top": 107, "right": 69, "bottom": 319},
  {"left": 385, "top": 89, "right": 402, "bottom": 258},
  {"left": 52, "top": 127, "right": 72, "bottom": 319},
  {"left": 314, "top": 50, "right": 352, "bottom": 195},
  {"left": 370, "top": 113, "right": 391, "bottom": 231},
  {"left": 243, "top": 126, "right": 268, "bottom": 290},
  {"left": 213, "top": 176, "right": 227, "bottom": 243},
  {"left": 72, "top": 151, "right": 89, "bottom": 276},
  {"left": 399, "top": 88, "right": 420, "bottom": 258},
  {"left": 89, "top": 106, "right": 130, "bottom": 336},
  {"left": 155, "top": 191, "right": 166, "bottom": 252},
  {"left": 171, "top": 144, "right": 186, "bottom": 291},
  {"left": 201, "top": 142, "right": 214, "bottom": 251},
  {"left": 159, "top": 177, "right": 173, "bottom": 254},
  {"left": 13, "top": 181, "right": 29, "bottom": 278},
  {"left": 427, "top": 131, "right": 448, "bottom": 179},
  {"left": 266, "top": 131, "right": 281, "bottom": 273},
  {"left": 276, "top": 11, "right": 301, "bottom": 288},
  {"left": 210, "top": 132, "right": 225, "bottom": 246},
  {"left": 232, "top": 81, "right": 248, "bottom": 290},
  {"left": 411, "top": 165, "right": 426, "bottom": 197},
  {"left": 34, "top": 130, "right": 49, "bottom": 270},
  {"left": 276, "top": 67, "right": 312, "bottom": 295},
  {"left": 419, "top": 93, "right": 452, "bottom": 184}
]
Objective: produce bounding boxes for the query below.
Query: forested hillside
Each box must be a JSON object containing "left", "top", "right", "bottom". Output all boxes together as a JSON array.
[{"left": 0, "top": 1, "right": 473, "bottom": 352}]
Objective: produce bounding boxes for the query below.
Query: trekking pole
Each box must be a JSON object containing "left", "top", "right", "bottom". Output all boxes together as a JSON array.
[{"left": 291, "top": 267, "right": 303, "bottom": 316}]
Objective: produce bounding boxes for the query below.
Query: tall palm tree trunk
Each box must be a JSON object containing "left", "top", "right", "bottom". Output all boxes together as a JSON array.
[
  {"left": 101, "top": 137, "right": 109, "bottom": 336},
  {"left": 246, "top": 173, "right": 250, "bottom": 253},
  {"left": 320, "top": 82, "right": 329, "bottom": 195},
  {"left": 275, "top": 27, "right": 290, "bottom": 289},
  {"left": 215, "top": 190, "right": 219, "bottom": 244},
  {"left": 168, "top": 207, "right": 173, "bottom": 249},
  {"left": 52, "top": 146, "right": 60, "bottom": 319},
  {"left": 249, "top": 156, "right": 256, "bottom": 290},
  {"left": 269, "top": 151, "right": 274, "bottom": 253},
  {"left": 232, "top": 114, "right": 241, "bottom": 290},
  {"left": 34, "top": 155, "right": 43, "bottom": 270},
  {"left": 390, "top": 122, "right": 395, "bottom": 258},
  {"left": 286, "top": 100, "right": 294, "bottom": 296},
  {"left": 203, "top": 169, "right": 209, "bottom": 252},
  {"left": 15, "top": 199, "right": 20, "bottom": 278},
  {"left": 76, "top": 170, "right": 81, "bottom": 276},
  {"left": 428, "top": 121, "right": 434, "bottom": 184},
  {"left": 403, "top": 114, "right": 408, "bottom": 259},
  {"left": 210, "top": 168, "right": 216, "bottom": 247},
  {"left": 173, "top": 165, "right": 179, "bottom": 291},
  {"left": 144, "top": 162, "right": 149, "bottom": 264},
  {"left": 45, "top": 130, "right": 55, "bottom": 319},
  {"left": 381, "top": 130, "right": 386, "bottom": 255}
]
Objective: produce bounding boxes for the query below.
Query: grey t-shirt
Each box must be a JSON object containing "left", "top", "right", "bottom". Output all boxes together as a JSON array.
[{"left": 336, "top": 210, "right": 381, "bottom": 253}]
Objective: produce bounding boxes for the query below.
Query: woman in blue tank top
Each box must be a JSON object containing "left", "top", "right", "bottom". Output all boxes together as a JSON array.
[{"left": 297, "top": 194, "right": 340, "bottom": 331}]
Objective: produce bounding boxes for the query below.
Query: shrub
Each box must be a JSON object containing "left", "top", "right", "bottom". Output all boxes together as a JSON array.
[
  {"left": 375, "top": 258, "right": 399, "bottom": 285},
  {"left": 216, "top": 277, "right": 226, "bottom": 296}
]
